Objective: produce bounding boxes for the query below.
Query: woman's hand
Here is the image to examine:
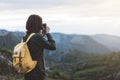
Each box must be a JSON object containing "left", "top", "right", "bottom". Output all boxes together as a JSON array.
[
  {"left": 45, "top": 26, "right": 50, "bottom": 34},
  {"left": 42, "top": 24, "right": 50, "bottom": 35}
]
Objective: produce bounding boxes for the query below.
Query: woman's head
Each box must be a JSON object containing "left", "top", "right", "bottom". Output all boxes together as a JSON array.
[{"left": 26, "top": 14, "right": 43, "bottom": 33}]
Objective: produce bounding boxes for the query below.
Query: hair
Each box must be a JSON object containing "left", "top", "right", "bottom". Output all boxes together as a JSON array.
[{"left": 26, "top": 14, "right": 43, "bottom": 34}]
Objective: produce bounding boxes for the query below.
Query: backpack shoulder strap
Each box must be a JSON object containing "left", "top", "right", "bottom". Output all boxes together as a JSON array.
[{"left": 25, "top": 33, "right": 35, "bottom": 43}]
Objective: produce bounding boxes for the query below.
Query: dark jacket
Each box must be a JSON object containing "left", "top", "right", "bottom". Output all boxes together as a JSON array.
[{"left": 23, "top": 33, "right": 56, "bottom": 73}]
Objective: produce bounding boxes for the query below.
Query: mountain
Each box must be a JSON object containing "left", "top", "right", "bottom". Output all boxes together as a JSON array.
[
  {"left": 92, "top": 34, "right": 120, "bottom": 51},
  {"left": 52, "top": 33, "right": 111, "bottom": 54},
  {"left": 0, "top": 29, "right": 120, "bottom": 53},
  {"left": 12, "top": 31, "right": 25, "bottom": 40},
  {"left": 0, "top": 32, "right": 20, "bottom": 50},
  {"left": 1, "top": 29, "right": 120, "bottom": 80},
  {"left": 0, "top": 29, "right": 9, "bottom": 36},
  {"left": 0, "top": 29, "right": 25, "bottom": 50}
]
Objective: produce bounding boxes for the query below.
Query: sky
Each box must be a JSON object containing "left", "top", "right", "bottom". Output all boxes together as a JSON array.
[{"left": 0, "top": 0, "right": 120, "bottom": 36}]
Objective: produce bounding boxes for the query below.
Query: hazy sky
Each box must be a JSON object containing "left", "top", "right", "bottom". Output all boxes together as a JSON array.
[{"left": 0, "top": 0, "right": 120, "bottom": 36}]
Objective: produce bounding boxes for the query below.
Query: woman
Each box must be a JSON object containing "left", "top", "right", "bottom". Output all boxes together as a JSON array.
[{"left": 23, "top": 14, "right": 56, "bottom": 80}]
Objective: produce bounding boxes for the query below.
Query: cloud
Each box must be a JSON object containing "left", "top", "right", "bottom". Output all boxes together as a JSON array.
[
  {"left": 0, "top": 0, "right": 76, "bottom": 10},
  {"left": 0, "top": 0, "right": 120, "bottom": 36}
]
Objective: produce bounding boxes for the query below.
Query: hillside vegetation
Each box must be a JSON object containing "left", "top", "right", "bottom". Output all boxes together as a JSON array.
[
  {"left": 1, "top": 48, "right": 120, "bottom": 80},
  {"left": 0, "top": 29, "right": 120, "bottom": 80}
]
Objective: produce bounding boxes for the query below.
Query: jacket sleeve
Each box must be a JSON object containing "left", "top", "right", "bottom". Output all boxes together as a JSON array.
[{"left": 35, "top": 33, "right": 56, "bottom": 50}]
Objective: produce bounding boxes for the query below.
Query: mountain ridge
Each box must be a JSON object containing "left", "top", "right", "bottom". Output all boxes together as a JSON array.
[{"left": 0, "top": 29, "right": 120, "bottom": 53}]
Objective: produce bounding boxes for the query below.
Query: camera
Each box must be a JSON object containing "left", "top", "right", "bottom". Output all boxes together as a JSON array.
[
  {"left": 42, "top": 23, "right": 47, "bottom": 28},
  {"left": 42, "top": 23, "right": 47, "bottom": 35}
]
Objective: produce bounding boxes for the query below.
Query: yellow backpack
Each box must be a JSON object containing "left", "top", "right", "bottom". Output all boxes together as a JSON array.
[{"left": 12, "top": 33, "right": 37, "bottom": 74}]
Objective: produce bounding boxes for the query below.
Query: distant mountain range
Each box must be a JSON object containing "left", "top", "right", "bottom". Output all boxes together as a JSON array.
[{"left": 0, "top": 29, "right": 120, "bottom": 54}]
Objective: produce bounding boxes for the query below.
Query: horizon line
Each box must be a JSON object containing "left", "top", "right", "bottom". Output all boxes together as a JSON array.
[{"left": 0, "top": 28, "right": 120, "bottom": 37}]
